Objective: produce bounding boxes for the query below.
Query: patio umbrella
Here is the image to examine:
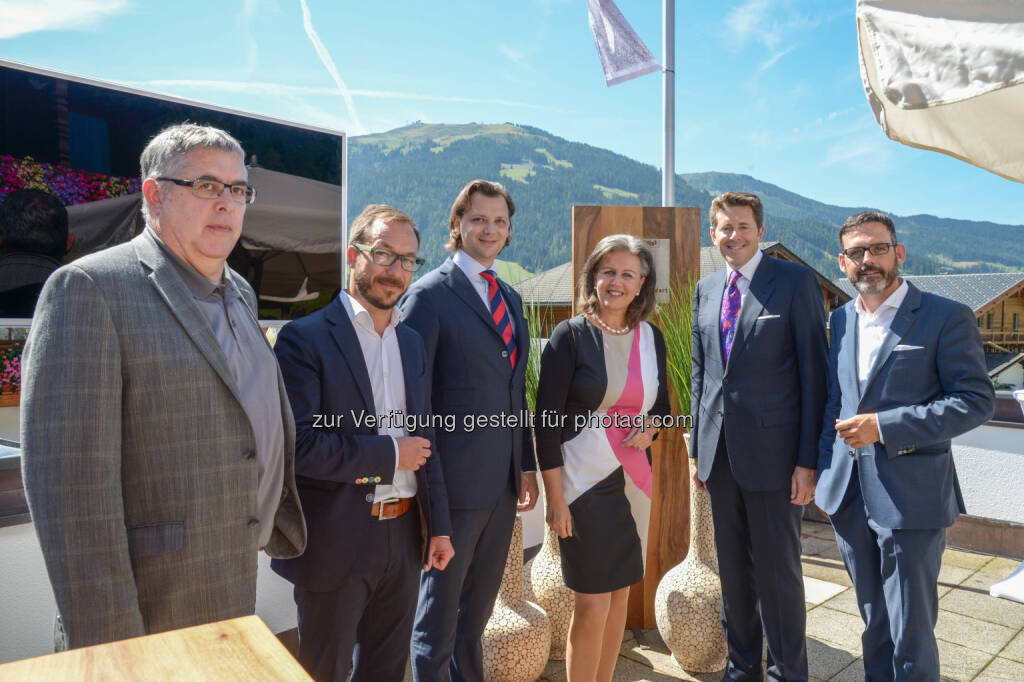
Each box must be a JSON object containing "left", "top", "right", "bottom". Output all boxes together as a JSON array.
[{"left": 857, "top": 0, "right": 1024, "bottom": 183}]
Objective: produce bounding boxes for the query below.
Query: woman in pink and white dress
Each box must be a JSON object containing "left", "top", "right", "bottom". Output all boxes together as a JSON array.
[{"left": 537, "top": 234, "right": 670, "bottom": 682}]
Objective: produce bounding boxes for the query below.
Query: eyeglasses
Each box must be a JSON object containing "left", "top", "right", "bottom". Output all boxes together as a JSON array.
[
  {"left": 352, "top": 242, "right": 425, "bottom": 272},
  {"left": 840, "top": 242, "right": 897, "bottom": 261},
  {"left": 157, "top": 176, "right": 256, "bottom": 205}
]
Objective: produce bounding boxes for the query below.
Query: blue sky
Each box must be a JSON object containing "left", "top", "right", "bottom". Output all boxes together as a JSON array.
[{"left": 2, "top": 0, "right": 1023, "bottom": 224}]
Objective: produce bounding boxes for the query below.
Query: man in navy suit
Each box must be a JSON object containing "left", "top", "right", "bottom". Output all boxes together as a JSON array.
[
  {"left": 403, "top": 179, "right": 539, "bottom": 682},
  {"left": 816, "top": 211, "right": 994, "bottom": 681},
  {"left": 272, "top": 204, "right": 455, "bottom": 682},
  {"left": 690, "top": 191, "right": 828, "bottom": 681}
]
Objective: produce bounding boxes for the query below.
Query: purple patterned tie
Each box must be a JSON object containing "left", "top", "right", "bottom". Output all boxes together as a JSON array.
[{"left": 720, "top": 269, "right": 742, "bottom": 365}]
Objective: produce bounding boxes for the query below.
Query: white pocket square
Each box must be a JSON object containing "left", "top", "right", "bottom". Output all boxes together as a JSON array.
[
  {"left": 893, "top": 344, "right": 924, "bottom": 351},
  {"left": 756, "top": 314, "right": 781, "bottom": 320}
]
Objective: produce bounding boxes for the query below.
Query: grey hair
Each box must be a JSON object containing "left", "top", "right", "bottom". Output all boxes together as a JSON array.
[
  {"left": 140, "top": 123, "right": 245, "bottom": 223},
  {"left": 576, "top": 233, "right": 657, "bottom": 328}
]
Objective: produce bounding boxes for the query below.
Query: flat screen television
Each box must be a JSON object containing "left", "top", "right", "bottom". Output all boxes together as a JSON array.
[{"left": 0, "top": 58, "right": 347, "bottom": 325}]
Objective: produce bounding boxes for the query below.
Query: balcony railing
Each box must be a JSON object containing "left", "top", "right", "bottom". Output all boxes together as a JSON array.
[{"left": 979, "top": 330, "right": 1024, "bottom": 345}]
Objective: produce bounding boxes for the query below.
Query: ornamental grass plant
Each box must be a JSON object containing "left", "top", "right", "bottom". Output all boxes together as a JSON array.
[{"left": 651, "top": 274, "right": 697, "bottom": 418}]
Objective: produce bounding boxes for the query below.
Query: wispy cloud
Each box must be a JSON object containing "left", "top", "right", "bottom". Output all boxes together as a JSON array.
[
  {"left": 756, "top": 45, "right": 796, "bottom": 73},
  {"left": 823, "top": 138, "right": 879, "bottom": 166},
  {"left": 822, "top": 127, "right": 892, "bottom": 172},
  {"left": 240, "top": 0, "right": 260, "bottom": 72},
  {"left": 499, "top": 44, "right": 531, "bottom": 69},
  {"left": 0, "top": 0, "right": 129, "bottom": 39},
  {"left": 134, "top": 79, "right": 560, "bottom": 111},
  {"left": 726, "top": 0, "right": 848, "bottom": 51},
  {"left": 726, "top": 0, "right": 777, "bottom": 47},
  {"left": 297, "top": 0, "right": 367, "bottom": 134},
  {"left": 828, "top": 108, "right": 855, "bottom": 121}
]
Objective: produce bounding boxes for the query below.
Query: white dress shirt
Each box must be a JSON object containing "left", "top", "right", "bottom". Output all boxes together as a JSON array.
[
  {"left": 854, "top": 279, "right": 909, "bottom": 395},
  {"left": 339, "top": 291, "right": 416, "bottom": 501},
  {"left": 854, "top": 279, "right": 909, "bottom": 444},
  {"left": 453, "top": 249, "right": 498, "bottom": 309},
  {"left": 719, "top": 248, "right": 764, "bottom": 338}
]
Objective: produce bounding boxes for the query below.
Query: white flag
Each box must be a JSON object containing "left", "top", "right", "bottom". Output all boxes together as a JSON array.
[{"left": 586, "top": 0, "right": 661, "bottom": 87}]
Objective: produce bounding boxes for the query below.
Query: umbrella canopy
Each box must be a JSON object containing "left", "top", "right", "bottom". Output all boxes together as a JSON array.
[
  {"left": 858, "top": 0, "right": 1024, "bottom": 183},
  {"left": 66, "top": 166, "right": 343, "bottom": 301}
]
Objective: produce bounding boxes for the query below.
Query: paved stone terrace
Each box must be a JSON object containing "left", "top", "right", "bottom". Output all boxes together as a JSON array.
[{"left": 536, "top": 518, "right": 1024, "bottom": 682}]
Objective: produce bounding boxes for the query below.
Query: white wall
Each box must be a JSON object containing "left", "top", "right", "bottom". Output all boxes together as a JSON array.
[
  {"left": 993, "top": 363, "right": 1023, "bottom": 389},
  {"left": 0, "top": 521, "right": 298, "bottom": 665},
  {"left": 0, "top": 406, "right": 18, "bottom": 441},
  {"left": 953, "top": 423, "right": 1024, "bottom": 525},
  {"left": 0, "top": 523, "right": 57, "bottom": 663}
]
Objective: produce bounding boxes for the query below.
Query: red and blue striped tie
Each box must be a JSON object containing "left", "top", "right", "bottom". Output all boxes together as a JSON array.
[{"left": 480, "top": 270, "right": 518, "bottom": 367}]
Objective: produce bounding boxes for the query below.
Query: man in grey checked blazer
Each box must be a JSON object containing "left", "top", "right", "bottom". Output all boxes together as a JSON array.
[{"left": 20, "top": 123, "right": 306, "bottom": 649}]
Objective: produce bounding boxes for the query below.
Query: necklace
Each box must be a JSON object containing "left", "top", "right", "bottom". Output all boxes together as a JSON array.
[{"left": 588, "top": 313, "right": 631, "bottom": 335}]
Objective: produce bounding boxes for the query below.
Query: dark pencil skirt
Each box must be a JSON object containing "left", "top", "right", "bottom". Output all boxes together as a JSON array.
[{"left": 558, "top": 467, "right": 644, "bottom": 594}]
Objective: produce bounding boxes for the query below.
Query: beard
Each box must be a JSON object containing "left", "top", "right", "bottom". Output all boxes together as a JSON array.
[
  {"left": 353, "top": 267, "right": 405, "bottom": 310},
  {"left": 850, "top": 262, "right": 899, "bottom": 295}
]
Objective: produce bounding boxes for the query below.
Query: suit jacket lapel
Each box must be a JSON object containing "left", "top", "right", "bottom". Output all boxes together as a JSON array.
[
  {"left": 441, "top": 258, "right": 506, "bottom": 346},
  {"left": 398, "top": 323, "right": 432, "bottom": 544},
  {"left": 702, "top": 269, "right": 728, "bottom": 375},
  {"left": 860, "top": 282, "right": 921, "bottom": 400},
  {"left": 838, "top": 302, "right": 860, "bottom": 401},
  {"left": 725, "top": 254, "right": 770, "bottom": 372},
  {"left": 325, "top": 298, "right": 376, "bottom": 415},
  {"left": 397, "top": 325, "right": 422, "bottom": 418},
  {"left": 134, "top": 233, "right": 245, "bottom": 408}
]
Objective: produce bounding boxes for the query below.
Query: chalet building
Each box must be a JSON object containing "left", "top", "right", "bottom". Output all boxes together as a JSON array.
[
  {"left": 515, "top": 241, "right": 850, "bottom": 337},
  {"left": 986, "top": 352, "right": 1024, "bottom": 392}
]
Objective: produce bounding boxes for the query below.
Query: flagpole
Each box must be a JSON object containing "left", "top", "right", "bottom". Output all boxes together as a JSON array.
[{"left": 662, "top": 0, "right": 675, "bottom": 206}]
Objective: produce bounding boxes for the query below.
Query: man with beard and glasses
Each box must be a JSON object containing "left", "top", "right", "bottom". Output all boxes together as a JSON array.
[
  {"left": 815, "top": 210, "right": 994, "bottom": 681},
  {"left": 271, "top": 204, "right": 454, "bottom": 682}
]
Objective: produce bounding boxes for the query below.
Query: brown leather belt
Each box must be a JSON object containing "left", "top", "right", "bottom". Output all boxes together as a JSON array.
[{"left": 370, "top": 497, "right": 411, "bottom": 520}]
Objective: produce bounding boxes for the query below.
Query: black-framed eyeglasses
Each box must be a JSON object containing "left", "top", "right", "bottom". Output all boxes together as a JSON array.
[
  {"left": 352, "top": 242, "right": 425, "bottom": 272},
  {"left": 840, "top": 242, "right": 897, "bottom": 261},
  {"left": 157, "top": 176, "right": 256, "bottom": 205}
]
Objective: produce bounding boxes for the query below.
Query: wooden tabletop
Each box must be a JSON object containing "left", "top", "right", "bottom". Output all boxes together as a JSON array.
[{"left": 0, "top": 616, "right": 311, "bottom": 681}]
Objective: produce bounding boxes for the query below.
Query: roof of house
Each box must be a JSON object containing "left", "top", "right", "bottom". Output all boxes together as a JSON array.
[
  {"left": 987, "top": 351, "right": 1024, "bottom": 377},
  {"left": 699, "top": 241, "right": 779, "bottom": 277},
  {"left": 516, "top": 261, "right": 573, "bottom": 305},
  {"left": 833, "top": 272, "right": 1024, "bottom": 313},
  {"left": 515, "top": 241, "right": 850, "bottom": 306}
]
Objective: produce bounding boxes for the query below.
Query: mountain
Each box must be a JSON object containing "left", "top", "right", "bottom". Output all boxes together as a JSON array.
[{"left": 349, "top": 123, "right": 1024, "bottom": 279}]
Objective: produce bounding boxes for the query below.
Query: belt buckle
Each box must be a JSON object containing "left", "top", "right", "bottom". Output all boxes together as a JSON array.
[{"left": 376, "top": 497, "right": 400, "bottom": 521}]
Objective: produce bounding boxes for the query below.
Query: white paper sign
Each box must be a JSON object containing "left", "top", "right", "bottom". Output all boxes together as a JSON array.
[{"left": 640, "top": 238, "right": 671, "bottom": 304}]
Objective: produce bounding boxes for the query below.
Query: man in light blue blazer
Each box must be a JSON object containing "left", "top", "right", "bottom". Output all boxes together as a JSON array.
[{"left": 817, "top": 211, "right": 995, "bottom": 681}]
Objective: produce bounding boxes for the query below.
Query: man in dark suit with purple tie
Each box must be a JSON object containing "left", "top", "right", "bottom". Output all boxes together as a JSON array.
[{"left": 690, "top": 191, "right": 828, "bottom": 681}]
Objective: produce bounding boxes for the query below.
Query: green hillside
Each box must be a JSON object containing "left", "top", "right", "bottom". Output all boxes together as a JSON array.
[{"left": 348, "top": 123, "right": 1024, "bottom": 279}]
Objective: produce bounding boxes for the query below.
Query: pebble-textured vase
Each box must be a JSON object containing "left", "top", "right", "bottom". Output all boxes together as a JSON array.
[
  {"left": 654, "top": 438, "right": 727, "bottom": 673},
  {"left": 528, "top": 523, "right": 575, "bottom": 660},
  {"left": 483, "top": 515, "right": 552, "bottom": 682}
]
